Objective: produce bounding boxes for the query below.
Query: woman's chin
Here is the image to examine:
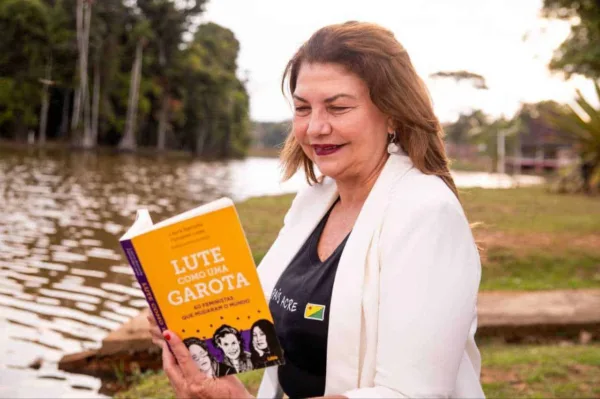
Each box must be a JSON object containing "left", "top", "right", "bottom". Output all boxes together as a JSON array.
[{"left": 314, "top": 162, "right": 346, "bottom": 180}]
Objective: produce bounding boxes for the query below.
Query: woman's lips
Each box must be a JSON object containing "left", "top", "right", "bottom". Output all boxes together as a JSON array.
[{"left": 313, "top": 144, "right": 343, "bottom": 156}]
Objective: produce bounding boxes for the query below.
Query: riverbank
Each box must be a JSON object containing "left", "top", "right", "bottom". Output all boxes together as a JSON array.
[
  {"left": 0, "top": 139, "right": 245, "bottom": 161},
  {"left": 239, "top": 186, "right": 600, "bottom": 290}
]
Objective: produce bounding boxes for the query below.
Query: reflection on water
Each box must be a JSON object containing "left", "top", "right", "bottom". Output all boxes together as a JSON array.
[
  {"left": 0, "top": 148, "right": 304, "bottom": 398},
  {"left": 0, "top": 147, "right": 542, "bottom": 398}
]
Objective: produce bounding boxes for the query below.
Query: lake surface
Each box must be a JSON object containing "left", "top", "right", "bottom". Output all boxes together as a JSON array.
[{"left": 0, "top": 147, "right": 543, "bottom": 398}]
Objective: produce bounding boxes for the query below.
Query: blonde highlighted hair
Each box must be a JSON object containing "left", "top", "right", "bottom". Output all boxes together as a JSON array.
[{"left": 279, "top": 21, "right": 458, "bottom": 199}]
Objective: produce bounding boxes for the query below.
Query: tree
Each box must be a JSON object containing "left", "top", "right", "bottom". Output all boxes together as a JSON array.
[
  {"left": 0, "top": 0, "right": 250, "bottom": 157},
  {"left": 38, "top": 0, "right": 76, "bottom": 145},
  {"left": 0, "top": 0, "right": 49, "bottom": 140},
  {"left": 178, "top": 23, "right": 251, "bottom": 158},
  {"left": 137, "top": 0, "right": 207, "bottom": 151},
  {"left": 542, "top": 0, "right": 600, "bottom": 78},
  {"left": 119, "top": 20, "right": 152, "bottom": 151},
  {"left": 443, "top": 110, "right": 488, "bottom": 144},
  {"left": 429, "top": 70, "right": 489, "bottom": 90},
  {"left": 545, "top": 81, "right": 600, "bottom": 192}
]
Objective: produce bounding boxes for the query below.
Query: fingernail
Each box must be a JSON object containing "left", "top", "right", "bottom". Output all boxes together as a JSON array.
[{"left": 164, "top": 332, "right": 171, "bottom": 341}]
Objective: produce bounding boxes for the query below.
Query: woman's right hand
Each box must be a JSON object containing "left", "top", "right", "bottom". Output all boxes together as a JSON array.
[{"left": 147, "top": 313, "right": 164, "bottom": 346}]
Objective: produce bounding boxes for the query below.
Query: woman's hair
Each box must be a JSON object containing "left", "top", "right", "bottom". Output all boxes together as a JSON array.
[
  {"left": 212, "top": 324, "right": 249, "bottom": 361},
  {"left": 183, "top": 336, "right": 210, "bottom": 352},
  {"left": 249, "top": 319, "right": 283, "bottom": 364},
  {"left": 280, "top": 21, "right": 459, "bottom": 199},
  {"left": 183, "top": 337, "right": 215, "bottom": 364}
]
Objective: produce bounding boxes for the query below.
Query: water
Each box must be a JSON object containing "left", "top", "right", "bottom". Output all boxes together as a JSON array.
[{"left": 0, "top": 147, "right": 542, "bottom": 398}]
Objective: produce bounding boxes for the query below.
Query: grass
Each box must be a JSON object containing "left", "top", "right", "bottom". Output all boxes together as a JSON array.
[
  {"left": 460, "top": 186, "right": 600, "bottom": 291},
  {"left": 481, "top": 249, "right": 600, "bottom": 291},
  {"left": 481, "top": 344, "right": 600, "bottom": 398},
  {"left": 236, "top": 193, "right": 295, "bottom": 263},
  {"left": 115, "top": 369, "right": 265, "bottom": 399},
  {"left": 461, "top": 186, "right": 600, "bottom": 234},
  {"left": 236, "top": 186, "right": 600, "bottom": 291},
  {"left": 115, "top": 344, "right": 600, "bottom": 399},
  {"left": 449, "top": 157, "right": 491, "bottom": 172}
]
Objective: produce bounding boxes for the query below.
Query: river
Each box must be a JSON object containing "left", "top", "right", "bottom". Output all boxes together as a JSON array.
[{"left": 0, "top": 147, "right": 543, "bottom": 398}]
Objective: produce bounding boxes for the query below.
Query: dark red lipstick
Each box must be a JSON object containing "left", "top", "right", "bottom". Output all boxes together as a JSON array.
[{"left": 313, "top": 144, "right": 344, "bottom": 156}]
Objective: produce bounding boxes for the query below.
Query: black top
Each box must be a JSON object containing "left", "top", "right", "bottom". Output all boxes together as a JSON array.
[{"left": 269, "top": 199, "right": 349, "bottom": 399}]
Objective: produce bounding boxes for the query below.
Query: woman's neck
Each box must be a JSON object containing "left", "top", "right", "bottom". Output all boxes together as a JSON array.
[{"left": 335, "top": 154, "right": 387, "bottom": 210}]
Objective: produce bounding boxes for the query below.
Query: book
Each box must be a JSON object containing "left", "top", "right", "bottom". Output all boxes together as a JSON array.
[{"left": 119, "top": 197, "right": 284, "bottom": 377}]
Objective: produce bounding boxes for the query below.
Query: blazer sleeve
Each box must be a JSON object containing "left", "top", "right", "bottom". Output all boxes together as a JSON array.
[{"left": 344, "top": 198, "right": 481, "bottom": 399}]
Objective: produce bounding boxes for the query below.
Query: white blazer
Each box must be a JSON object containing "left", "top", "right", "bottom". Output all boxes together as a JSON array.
[{"left": 256, "top": 151, "right": 485, "bottom": 398}]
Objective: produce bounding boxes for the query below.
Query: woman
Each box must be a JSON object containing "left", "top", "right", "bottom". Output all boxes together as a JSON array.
[
  {"left": 249, "top": 319, "right": 283, "bottom": 369},
  {"left": 149, "top": 21, "right": 484, "bottom": 399},
  {"left": 183, "top": 337, "right": 235, "bottom": 378},
  {"left": 212, "top": 325, "right": 253, "bottom": 374}
]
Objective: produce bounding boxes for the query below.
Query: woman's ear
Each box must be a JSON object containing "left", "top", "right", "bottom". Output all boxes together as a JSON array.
[{"left": 386, "top": 117, "right": 395, "bottom": 134}]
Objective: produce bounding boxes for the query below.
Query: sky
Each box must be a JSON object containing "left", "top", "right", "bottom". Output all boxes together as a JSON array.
[{"left": 200, "top": 0, "right": 597, "bottom": 123}]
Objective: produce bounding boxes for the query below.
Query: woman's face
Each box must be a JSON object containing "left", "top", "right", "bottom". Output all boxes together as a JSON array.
[
  {"left": 252, "top": 326, "right": 268, "bottom": 351},
  {"left": 218, "top": 333, "right": 241, "bottom": 361},
  {"left": 189, "top": 344, "right": 212, "bottom": 372},
  {"left": 292, "top": 62, "right": 391, "bottom": 183}
]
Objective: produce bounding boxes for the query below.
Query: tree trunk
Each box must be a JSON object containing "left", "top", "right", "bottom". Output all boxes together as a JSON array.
[
  {"left": 71, "top": 0, "right": 84, "bottom": 136},
  {"left": 157, "top": 92, "right": 169, "bottom": 151},
  {"left": 70, "top": 86, "right": 81, "bottom": 135},
  {"left": 80, "top": 1, "right": 93, "bottom": 148},
  {"left": 195, "top": 122, "right": 208, "bottom": 156},
  {"left": 38, "top": 58, "right": 52, "bottom": 146},
  {"left": 156, "top": 40, "right": 169, "bottom": 151},
  {"left": 119, "top": 40, "right": 143, "bottom": 151},
  {"left": 59, "top": 88, "right": 71, "bottom": 139},
  {"left": 88, "top": 54, "right": 100, "bottom": 147}
]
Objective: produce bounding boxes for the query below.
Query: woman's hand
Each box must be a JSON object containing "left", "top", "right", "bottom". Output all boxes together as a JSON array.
[{"left": 160, "top": 330, "right": 253, "bottom": 399}]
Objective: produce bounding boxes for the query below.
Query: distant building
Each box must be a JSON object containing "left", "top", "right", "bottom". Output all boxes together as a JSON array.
[{"left": 506, "top": 117, "right": 576, "bottom": 173}]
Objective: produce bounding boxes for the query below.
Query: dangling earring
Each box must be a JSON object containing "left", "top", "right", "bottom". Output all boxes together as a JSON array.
[{"left": 387, "top": 131, "right": 400, "bottom": 154}]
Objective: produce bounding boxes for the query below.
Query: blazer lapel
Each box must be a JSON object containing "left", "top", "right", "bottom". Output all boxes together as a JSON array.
[
  {"left": 258, "top": 179, "right": 339, "bottom": 303},
  {"left": 325, "top": 153, "right": 413, "bottom": 395},
  {"left": 257, "top": 180, "right": 338, "bottom": 399}
]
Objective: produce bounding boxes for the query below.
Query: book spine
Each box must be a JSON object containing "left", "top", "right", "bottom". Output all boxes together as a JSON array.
[{"left": 120, "top": 239, "right": 168, "bottom": 333}]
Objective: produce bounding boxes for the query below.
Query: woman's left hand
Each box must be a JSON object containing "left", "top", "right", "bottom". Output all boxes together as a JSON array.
[{"left": 161, "top": 330, "right": 253, "bottom": 399}]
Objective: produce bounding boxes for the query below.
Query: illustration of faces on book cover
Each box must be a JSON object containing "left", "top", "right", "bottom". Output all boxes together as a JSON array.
[{"left": 183, "top": 319, "right": 284, "bottom": 377}]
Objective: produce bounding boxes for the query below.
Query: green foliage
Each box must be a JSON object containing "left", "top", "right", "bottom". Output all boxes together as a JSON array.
[
  {"left": 0, "top": 0, "right": 49, "bottom": 75},
  {"left": 175, "top": 23, "right": 251, "bottom": 157},
  {"left": 0, "top": 0, "right": 250, "bottom": 156},
  {"left": 0, "top": 0, "right": 50, "bottom": 137},
  {"left": 430, "top": 70, "right": 489, "bottom": 90},
  {"left": 543, "top": 80, "right": 600, "bottom": 189},
  {"left": 251, "top": 120, "right": 291, "bottom": 148},
  {"left": 443, "top": 110, "right": 488, "bottom": 144},
  {"left": 542, "top": 0, "right": 600, "bottom": 78}
]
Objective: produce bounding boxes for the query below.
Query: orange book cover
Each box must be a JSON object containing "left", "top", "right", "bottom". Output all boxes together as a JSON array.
[{"left": 119, "top": 198, "right": 284, "bottom": 377}]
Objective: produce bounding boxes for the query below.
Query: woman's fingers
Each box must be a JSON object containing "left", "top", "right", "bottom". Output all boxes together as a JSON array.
[
  {"left": 163, "top": 330, "right": 205, "bottom": 380},
  {"left": 161, "top": 341, "right": 184, "bottom": 387}
]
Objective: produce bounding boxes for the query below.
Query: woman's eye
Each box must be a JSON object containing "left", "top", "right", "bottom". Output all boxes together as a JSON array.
[
  {"left": 329, "top": 106, "right": 350, "bottom": 112},
  {"left": 294, "top": 106, "right": 310, "bottom": 114}
]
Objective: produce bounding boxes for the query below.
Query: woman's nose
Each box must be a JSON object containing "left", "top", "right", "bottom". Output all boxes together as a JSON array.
[{"left": 306, "top": 111, "right": 331, "bottom": 136}]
